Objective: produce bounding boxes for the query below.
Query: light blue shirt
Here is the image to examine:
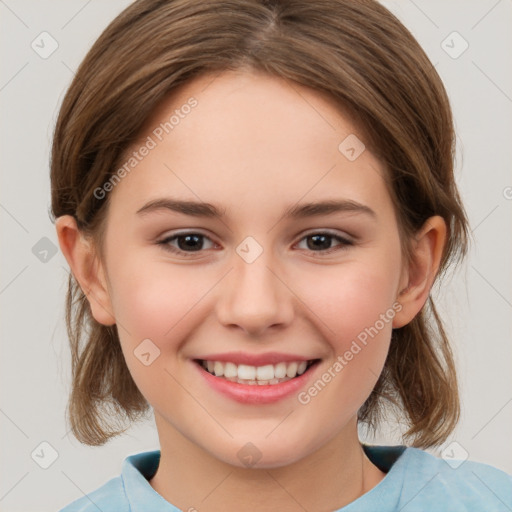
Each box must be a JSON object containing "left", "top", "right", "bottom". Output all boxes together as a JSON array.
[{"left": 58, "top": 444, "right": 512, "bottom": 511}]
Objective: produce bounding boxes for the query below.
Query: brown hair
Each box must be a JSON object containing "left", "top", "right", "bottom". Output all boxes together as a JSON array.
[{"left": 51, "top": 0, "right": 469, "bottom": 447}]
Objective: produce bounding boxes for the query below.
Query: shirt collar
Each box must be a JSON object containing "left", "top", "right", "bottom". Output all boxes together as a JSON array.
[
  {"left": 122, "top": 450, "right": 181, "bottom": 511},
  {"left": 121, "top": 445, "right": 409, "bottom": 512},
  {"left": 339, "top": 444, "right": 409, "bottom": 511}
]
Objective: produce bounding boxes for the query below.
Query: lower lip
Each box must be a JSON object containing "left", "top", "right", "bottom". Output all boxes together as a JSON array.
[{"left": 193, "top": 360, "right": 320, "bottom": 404}]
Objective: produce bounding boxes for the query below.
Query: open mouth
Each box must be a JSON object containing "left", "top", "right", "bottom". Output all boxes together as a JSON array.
[{"left": 194, "top": 359, "right": 320, "bottom": 386}]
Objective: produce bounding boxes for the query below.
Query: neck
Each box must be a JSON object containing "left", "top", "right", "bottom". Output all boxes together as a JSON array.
[{"left": 149, "top": 416, "right": 386, "bottom": 512}]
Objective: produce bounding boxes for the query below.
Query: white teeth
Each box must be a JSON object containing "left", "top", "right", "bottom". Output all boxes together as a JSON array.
[
  {"left": 200, "top": 359, "right": 314, "bottom": 384},
  {"left": 286, "top": 362, "right": 298, "bottom": 378},
  {"left": 274, "top": 362, "right": 287, "bottom": 379},
  {"left": 297, "top": 361, "right": 308, "bottom": 375},
  {"left": 213, "top": 361, "right": 224, "bottom": 377},
  {"left": 256, "top": 364, "right": 274, "bottom": 381},
  {"left": 237, "top": 364, "right": 256, "bottom": 380},
  {"left": 224, "top": 362, "right": 238, "bottom": 378}
]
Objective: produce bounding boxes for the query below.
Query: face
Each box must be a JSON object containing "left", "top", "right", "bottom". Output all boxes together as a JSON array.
[{"left": 97, "top": 69, "right": 406, "bottom": 468}]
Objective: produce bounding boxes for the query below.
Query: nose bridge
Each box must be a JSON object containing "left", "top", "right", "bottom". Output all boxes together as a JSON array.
[{"left": 216, "top": 238, "right": 294, "bottom": 335}]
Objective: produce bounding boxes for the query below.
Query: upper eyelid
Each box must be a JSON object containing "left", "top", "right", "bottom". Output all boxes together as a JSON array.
[
  {"left": 159, "top": 229, "right": 216, "bottom": 244},
  {"left": 159, "top": 229, "right": 353, "bottom": 248}
]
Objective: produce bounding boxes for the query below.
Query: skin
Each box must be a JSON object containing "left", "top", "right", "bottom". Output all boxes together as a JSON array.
[{"left": 56, "top": 69, "right": 446, "bottom": 511}]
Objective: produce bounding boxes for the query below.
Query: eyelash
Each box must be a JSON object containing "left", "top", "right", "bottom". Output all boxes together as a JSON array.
[{"left": 157, "top": 231, "right": 353, "bottom": 258}]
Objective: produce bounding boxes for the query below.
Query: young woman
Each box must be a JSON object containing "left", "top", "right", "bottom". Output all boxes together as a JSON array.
[{"left": 52, "top": 0, "right": 512, "bottom": 510}]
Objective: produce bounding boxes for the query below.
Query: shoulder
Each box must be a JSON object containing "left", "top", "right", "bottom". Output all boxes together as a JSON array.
[
  {"left": 57, "top": 450, "right": 163, "bottom": 512},
  {"left": 57, "top": 475, "right": 129, "bottom": 512},
  {"left": 398, "top": 446, "right": 512, "bottom": 511}
]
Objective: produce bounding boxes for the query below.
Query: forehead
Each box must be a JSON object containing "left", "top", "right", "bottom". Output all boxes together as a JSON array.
[{"left": 109, "top": 69, "right": 392, "bottom": 222}]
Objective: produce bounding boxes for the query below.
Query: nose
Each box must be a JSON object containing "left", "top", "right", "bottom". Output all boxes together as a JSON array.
[{"left": 215, "top": 249, "right": 294, "bottom": 336}]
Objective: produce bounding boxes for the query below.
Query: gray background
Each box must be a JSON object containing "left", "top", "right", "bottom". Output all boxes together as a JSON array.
[{"left": 0, "top": 1, "right": 511, "bottom": 510}]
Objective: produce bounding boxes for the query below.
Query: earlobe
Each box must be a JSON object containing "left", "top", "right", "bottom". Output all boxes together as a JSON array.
[
  {"left": 392, "top": 216, "right": 447, "bottom": 329},
  {"left": 55, "top": 215, "right": 116, "bottom": 326}
]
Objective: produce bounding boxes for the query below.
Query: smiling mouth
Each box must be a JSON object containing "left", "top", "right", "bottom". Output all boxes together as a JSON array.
[{"left": 194, "top": 359, "right": 320, "bottom": 386}]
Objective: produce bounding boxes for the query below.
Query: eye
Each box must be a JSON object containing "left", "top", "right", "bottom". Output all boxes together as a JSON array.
[
  {"left": 157, "top": 230, "right": 353, "bottom": 258},
  {"left": 158, "top": 232, "right": 217, "bottom": 256},
  {"left": 295, "top": 231, "right": 353, "bottom": 254}
]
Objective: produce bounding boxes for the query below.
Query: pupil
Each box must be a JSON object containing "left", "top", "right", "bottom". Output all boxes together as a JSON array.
[
  {"left": 308, "top": 234, "right": 330, "bottom": 250},
  {"left": 178, "top": 235, "right": 202, "bottom": 251}
]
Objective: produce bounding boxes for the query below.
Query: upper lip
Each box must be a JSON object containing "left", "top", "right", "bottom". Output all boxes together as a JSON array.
[{"left": 194, "top": 352, "right": 318, "bottom": 366}]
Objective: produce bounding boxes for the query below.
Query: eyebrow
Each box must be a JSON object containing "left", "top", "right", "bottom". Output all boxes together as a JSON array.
[{"left": 136, "top": 198, "right": 376, "bottom": 219}]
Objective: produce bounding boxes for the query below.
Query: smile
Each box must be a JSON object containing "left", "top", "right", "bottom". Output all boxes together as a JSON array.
[{"left": 198, "top": 359, "right": 317, "bottom": 385}]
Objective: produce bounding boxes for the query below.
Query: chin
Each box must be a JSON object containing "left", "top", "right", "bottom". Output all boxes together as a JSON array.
[{"left": 206, "top": 436, "right": 316, "bottom": 470}]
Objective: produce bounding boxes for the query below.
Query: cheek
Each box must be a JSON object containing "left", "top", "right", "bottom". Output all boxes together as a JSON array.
[
  {"left": 107, "top": 254, "right": 213, "bottom": 359},
  {"left": 271, "top": 263, "right": 400, "bottom": 459},
  {"left": 294, "top": 260, "right": 400, "bottom": 405},
  {"left": 107, "top": 259, "right": 214, "bottom": 402},
  {"left": 108, "top": 258, "right": 206, "bottom": 339},
  {"left": 299, "top": 260, "right": 399, "bottom": 346}
]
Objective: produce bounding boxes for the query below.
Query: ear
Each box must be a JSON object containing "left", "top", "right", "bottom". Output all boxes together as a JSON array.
[
  {"left": 392, "top": 215, "right": 447, "bottom": 329},
  {"left": 55, "top": 215, "right": 116, "bottom": 326}
]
